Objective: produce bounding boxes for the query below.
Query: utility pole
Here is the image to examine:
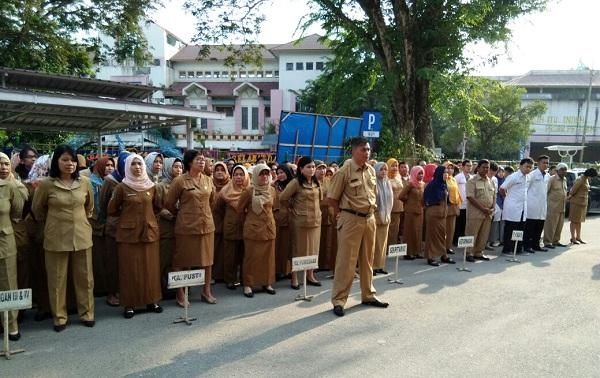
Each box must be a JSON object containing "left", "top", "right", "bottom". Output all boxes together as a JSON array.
[{"left": 579, "top": 68, "right": 594, "bottom": 163}]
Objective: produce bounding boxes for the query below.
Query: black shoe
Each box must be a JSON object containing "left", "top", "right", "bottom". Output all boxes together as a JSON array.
[
  {"left": 427, "top": 259, "right": 440, "bottom": 267},
  {"left": 290, "top": 284, "right": 300, "bottom": 290},
  {"left": 554, "top": 242, "right": 567, "bottom": 247},
  {"left": 544, "top": 244, "right": 555, "bottom": 249},
  {"left": 243, "top": 290, "right": 254, "bottom": 298},
  {"left": 533, "top": 247, "right": 548, "bottom": 252},
  {"left": 333, "top": 305, "right": 345, "bottom": 317},
  {"left": 474, "top": 255, "right": 490, "bottom": 261},
  {"left": 123, "top": 309, "right": 135, "bottom": 319},
  {"left": 446, "top": 249, "right": 455, "bottom": 255},
  {"left": 441, "top": 257, "right": 456, "bottom": 264},
  {"left": 307, "top": 279, "right": 322, "bottom": 287},
  {"left": 361, "top": 298, "right": 389, "bottom": 308},
  {"left": 466, "top": 255, "right": 475, "bottom": 262},
  {"left": 378, "top": 269, "right": 389, "bottom": 274},
  {"left": 576, "top": 238, "right": 586, "bottom": 244},
  {"left": 262, "top": 286, "right": 276, "bottom": 295},
  {"left": 415, "top": 255, "right": 424, "bottom": 259},
  {"left": 403, "top": 255, "right": 415, "bottom": 260},
  {"left": 524, "top": 248, "right": 534, "bottom": 253},
  {"left": 372, "top": 270, "right": 377, "bottom": 276},
  {"left": 34, "top": 311, "right": 51, "bottom": 322},
  {"left": 146, "top": 304, "right": 163, "bottom": 313},
  {"left": 8, "top": 332, "right": 21, "bottom": 341},
  {"left": 82, "top": 320, "right": 95, "bottom": 328},
  {"left": 226, "top": 283, "right": 237, "bottom": 290},
  {"left": 53, "top": 324, "right": 67, "bottom": 332}
]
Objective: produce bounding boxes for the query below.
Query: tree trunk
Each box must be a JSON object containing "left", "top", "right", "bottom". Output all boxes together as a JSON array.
[{"left": 414, "top": 77, "right": 434, "bottom": 148}]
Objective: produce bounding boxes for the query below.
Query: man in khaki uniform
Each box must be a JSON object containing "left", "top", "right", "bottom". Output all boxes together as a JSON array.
[
  {"left": 328, "top": 137, "right": 388, "bottom": 317},
  {"left": 543, "top": 163, "right": 568, "bottom": 248},
  {"left": 465, "top": 159, "right": 496, "bottom": 262}
]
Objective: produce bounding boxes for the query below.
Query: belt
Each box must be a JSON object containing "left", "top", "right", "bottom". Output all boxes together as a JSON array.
[{"left": 341, "top": 208, "right": 373, "bottom": 218}]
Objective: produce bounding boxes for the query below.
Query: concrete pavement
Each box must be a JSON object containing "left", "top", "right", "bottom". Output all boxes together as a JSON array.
[{"left": 3, "top": 216, "right": 600, "bottom": 377}]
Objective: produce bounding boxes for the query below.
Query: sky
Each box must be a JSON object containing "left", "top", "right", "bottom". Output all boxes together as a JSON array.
[{"left": 151, "top": 0, "right": 600, "bottom": 76}]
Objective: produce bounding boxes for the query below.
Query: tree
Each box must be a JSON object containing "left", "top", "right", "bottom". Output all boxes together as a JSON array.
[
  {"left": 0, "top": 0, "right": 158, "bottom": 76},
  {"left": 183, "top": 0, "right": 548, "bottom": 149},
  {"left": 434, "top": 77, "right": 547, "bottom": 160}
]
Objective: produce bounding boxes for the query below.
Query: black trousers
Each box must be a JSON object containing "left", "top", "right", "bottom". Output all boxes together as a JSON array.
[
  {"left": 524, "top": 218, "right": 545, "bottom": 250},
  {"left": 503, "top": 220, "right": 525, "bottom": 253},
  {"left": 453, "top": 208, "right": 467, "bottom": 245}
]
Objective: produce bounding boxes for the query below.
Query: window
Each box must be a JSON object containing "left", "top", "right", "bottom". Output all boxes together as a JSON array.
[
  {"left": 241, "top": 106, "right": 259, "bottom": 130},
  {"left": 166, "top": 34, "right": 178, "bottom": 46},
  {"left": 306, "top": 62, "right": 314, "bottom": 70},
  {"left": 256, "top": 71, "right": 263, "bottom": 78},
  {"left": 204, "top": 71, "right": 212, "bottom": 78},
  {"left": 213, "top": 71, "right": 220, "bottom": 78},
  {"left": 199, "top": 106, "right": 208, "bottom": 129},
  {"left": 252, "top": 107, "right": 259, "bottom": 130},
  {"left": 316, "top": 61, "right": 324, "bottom": 70},
  {"left": 286, "top": 63, "right": 293, "bottom": 71},
  {"left": 179, "top": 71, "right": 186, "bottom": 79},
  {"left": 153, "top": 58, "right": 161, "bottom": 66},
  {"left": 196, "top": 71, "right": 203, "bottom": 78},
  {"left": 296, "top": 62, "right": 304, "bottom": 70},
  {"left": 274, "top": 70, "right": 279, "bottom": 77},
  {"left": 240, "top": 71, "right": 247, "bottom": 78},
  {"left": 242, "top": 107, "right": 248, "bottom": 130},
  {"left": 264, "top": 106, "right": 271, "bottom": 118},
  {"left": 222, "top": 71, "right": 229, "bottom": 78},
  {"left": 265, "top": 71, "right": 273, "bottom": 78},
  {"left": 248, "top": 71, "right": 255, "bottom": 78},
  {"left": 215, "top": 106, "right": 234, "bottom": 117},
  {"left": 187, "top": 71, "right": 195, "bottom": 78}
]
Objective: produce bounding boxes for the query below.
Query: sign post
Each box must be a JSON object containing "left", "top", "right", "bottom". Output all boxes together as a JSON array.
[
  {"left": 292, "top": 255, "right": 319, "bottom": 302},
  {"left": 456, "top": 236, "right": 474, "bottom": 272},
  {"left": 167, "top": 270, "right": 205, "bottom": 325},
  {"left": 361, "top": 111, "right": 381, "bottom": 138},
  {"left": 507, "top": 230, "right": 523, "bottom": 263},
  {"left": 387, "top": 244, "right": 407, "bottom": 284},
  {"left": 0, "top": 289, "right": 32, "bottom": 359}
]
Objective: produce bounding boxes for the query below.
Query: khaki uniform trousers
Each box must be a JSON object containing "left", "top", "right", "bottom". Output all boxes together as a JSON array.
[
  {"left": 465, "top": 217, "right": 492, "bottom": 256},
  {"left": 45, "top": 248, "right": 94, "bottom": 326},
  {"left": 0, "top": 255, "right": 18, "bottom": 333},
  {"left": 331, "top": 211, "right": 377, "bottom": 307},
  {"left": 374, "top": 223, "right": 390, "bottom": 270},
  {"left": 543, "top": 210, "right": 565, "bottom": 245}
]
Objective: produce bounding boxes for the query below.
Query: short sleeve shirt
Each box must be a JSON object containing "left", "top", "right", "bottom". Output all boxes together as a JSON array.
[{"left": 327, "top": 159, "right": 376, "bottom": 214}]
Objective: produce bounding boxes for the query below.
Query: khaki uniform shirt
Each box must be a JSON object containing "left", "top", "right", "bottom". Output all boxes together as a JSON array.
[
  {"left": 466, "top": 174, "right": 496, "bottom": 220},
  {"left": 238, "top": 186, "right": 276, "bottom": 241},
  {"left": 107, "top": 184, "right": 159, "bottom": 243},
  {"left": 279, "top": 179, "right": 322, "bottom": 227},
  {"left": 0, "top": 179, "right": 24, "bottom": 259},
  {"left": 327, "top": 158, "right": 376, "bottom": 214},
  {"left": 546, "top": 175, "right": 567, "bottom": 214},
  {"left": 32, "top": 177, "right": 94, "bottom": 252},
  {"left": 390, "top": 176, "right": 404, "bottom": 213},
  {"left": 165, "top": 173, "right": 215, "bottom": 235}
]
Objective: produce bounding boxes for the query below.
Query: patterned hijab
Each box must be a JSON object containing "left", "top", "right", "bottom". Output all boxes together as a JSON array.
[
  {"left": 212, "top": 161, "right": 230, "bottom": 192},
  {"left": 122, "top": 154, "right": 155, "bottom": 192},
  {"left": 144, "top": 152, "right": 163, "bottom": 182},
  {"left": 220, "top": 165, "right": 249, "bottom": 209},
  {"left": 251, "top": 163, "right": 272, "bottom": 215},
  {"left": 28, "top": 154, "right": 51, "bottom": 186}
]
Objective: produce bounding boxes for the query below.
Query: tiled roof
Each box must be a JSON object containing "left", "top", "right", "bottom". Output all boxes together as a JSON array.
[
  {"left": 505, "top": 70, "right": 600, "bottom": 87},
  {"left": 166, "top": 81, "right": 279, "bottom": 97},
  {"left": 171, "top": 45, "right": 278, "bottom": 61},
  {"left": 270, "top": 34, "right": 330, "bottom": 52}
]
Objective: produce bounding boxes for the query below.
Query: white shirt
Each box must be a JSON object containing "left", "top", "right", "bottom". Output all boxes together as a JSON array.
[
  {"left": 526, "top": 168, "right": 549, "bottom": 220},
  {"left": 455, "top": 171, "right": 472, "bottom": 210},
  {"left": 500, "top": 170, "right": 530, "bottom": 222}
]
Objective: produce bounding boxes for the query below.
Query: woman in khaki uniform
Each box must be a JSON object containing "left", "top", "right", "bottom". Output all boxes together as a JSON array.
[
  {"left": 273, "top": 164, "right": 294, "bottom": 281},
  {"left": 568, "top": 168, "right": 598, "bottom": 244},
  {"left": 238, "top": 164, "right": 277, "bottom": 297},
  {"left": 211, "top": 161, "right": 230, "bottom": 283},
  {"left": 423, "top": 166, "right": 454, "bottom": 266},
  {"left": 0, "top": 152, "right": 25, "bottom": 340},
  {"left": 215, "top": 165, "right": 249, "bottom": 290},
  {"left": 107, "top": 154, "right": 162, "bottom": 319},
  {"left": 280, "top": 157, "right": 322, "bottom": 288},
  {"left": 155, "top": 157, "right": 183, "bottom": 300},
  {"left": 373, "top": 162, "right": 393, "bottom": 274},
  {"left": 165, "top": 150, "right": 217, "bottom": 305},
  {"left": 400, "top": 166, "right": 425, "bottom": 259},
  {"left": 445, "top": 163, "right": 461, "bottom": 255},
  {"left": 99, "top": 151, "right": 130, "bottom": 307},
  {"left": 32, "top": 145, "right": 95, "bottom": 332},
  {"left": 386, "top": 158, "right": 403, "bottom": 250}
]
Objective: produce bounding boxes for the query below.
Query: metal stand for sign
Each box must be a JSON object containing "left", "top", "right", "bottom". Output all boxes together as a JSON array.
[
  {"left": 506, "top": 241, "right": 521, "bottom": 263},
  {"left": 173, "top": 286, "right": 197, "bottom": 326},
  {"left": 295, "top": 271, "right": 314, "bottom": 302},
  {"left": 1, "top": 312, "right": 25, "bottom": 360},
  {"left": 457, "top": 246, "right": 472, "bottom": 272},
  {"left": 387, "top": 254, "right": 404, "bottom": 284},
  {"left": 386, "top": 244, "right": 406, "bottom": 284}
]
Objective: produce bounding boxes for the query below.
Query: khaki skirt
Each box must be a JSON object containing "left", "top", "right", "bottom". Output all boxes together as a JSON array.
[{"left": 173, "top": 233, "right": 215, "bottom": 268}]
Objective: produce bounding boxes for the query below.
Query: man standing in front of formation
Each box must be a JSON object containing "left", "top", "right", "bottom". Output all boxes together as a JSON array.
[
  {"left": 524, "top": 155, "right": 550, "bottom": 252},
  {"left": 328, "top": 136, "right": 389, "bottom": 317},
  {"left": 543, "top": 163, "right": 568, "bottom": 249}
]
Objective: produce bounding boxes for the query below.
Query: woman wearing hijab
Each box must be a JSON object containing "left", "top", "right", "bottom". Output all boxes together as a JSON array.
[
  {"left": 165, "top": 150, "right": 217, "bottom": 305},
  {"left": 399, "top": 165, "right": 425, "bottom": 259},
  {"left": 423, "top": 163, "right": 437, "bottom": 184},
  {"left": 386, "top": 158, "right": 404, "bottom": 251},
  {"left": 445, "top": 163, "right": 461, "bottom": 255},
  {"left": 215, "top": 165, "right": 249, "bottom": 290},
  {"left": 107, "top": 154, "right": 162, "bottom": 319},
  {"left": 568, "top": 167, "right": 598, "bottom": 244},
  {"left": 237, "top": 164, "right": 277, "bottom": 297},
  {"left": 155, "top": 157, "right": 183, "bottom": 300},
  {"left": 373, "top": 162, "right": 393, "bottom": 275},
  {"left": 211, "top": 161, "right": 230, "bottom": 284},
  {"left": 32, "top": 145, "right": 95, "bottom": 332},
  {"left": 144, "top": 152, "right": 164, "bottom": 183},
  {"left": 273, "top": 163, "right": 294, "bottom": 281},
  {"left": 89, "top": 157, "right": 115, "bottom": 297},
  {"left": 423, "top": 166, "right": 455, "bottom": 266},
  {"left": 280, "top": 157, "right": 322, "bottom": 288},
  {"left": 0, "top": 152, "right": 25, "bottom": 340},
  {"left": 99, "top": 151, "right": 129, "bottom": 307}
]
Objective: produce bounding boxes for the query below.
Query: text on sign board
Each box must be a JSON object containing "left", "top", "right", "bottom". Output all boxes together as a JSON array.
[
  {"left": 388, "top": 244, "right": 407, "bottom": 257},
  {"left": 511, "top": 230, "right": 524, "bottom": 241},
  {"left": 168, "top": 270, "right": 205, "bottom": 289},
  {"left": 457, "top": 236, "right": 475, "bottom": 248},
  {"left": 292, "top": 255, "right": 319, "bottom": 272},
  {"left": 0, "top": 289, "right": 32, "bottom": 311}
]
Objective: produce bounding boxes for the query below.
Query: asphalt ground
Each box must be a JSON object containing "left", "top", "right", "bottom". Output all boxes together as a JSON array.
[{"left": 3, "top": 215, "right": 600, "bottom": 377}]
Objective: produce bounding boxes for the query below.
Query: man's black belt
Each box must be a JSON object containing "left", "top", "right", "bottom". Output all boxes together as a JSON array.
[{"left": 341, "top": 208, "right": 373, "bottom": 217}]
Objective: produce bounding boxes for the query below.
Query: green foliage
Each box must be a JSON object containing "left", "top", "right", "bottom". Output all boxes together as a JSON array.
[
  {"left": 2, "top": 130, "right": 73, "bottom": 155},
  {"left": 0, "top": 0, "right": 158, "bottom": 75}
]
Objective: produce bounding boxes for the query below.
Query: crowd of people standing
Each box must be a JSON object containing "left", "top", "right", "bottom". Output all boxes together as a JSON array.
[{"left": 0, "top": 138, "right": 598, "bottom": 338}]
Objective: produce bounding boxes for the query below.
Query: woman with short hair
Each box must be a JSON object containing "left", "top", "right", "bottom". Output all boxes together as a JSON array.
[{"left": 568, "top": 167, "right": 598, "bottom": 244}]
